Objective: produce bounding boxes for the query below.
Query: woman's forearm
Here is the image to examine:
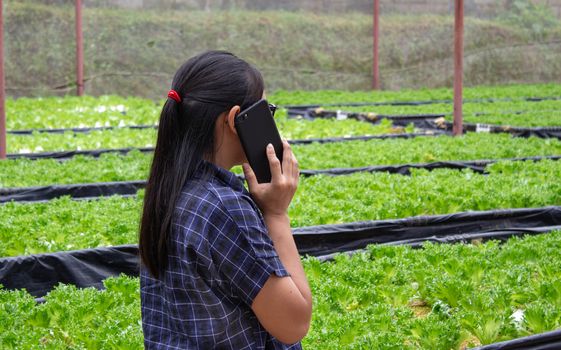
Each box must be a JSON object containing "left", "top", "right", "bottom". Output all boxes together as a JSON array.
[{"left": 263, "top": 212, "right": 313, "bottom": 308}]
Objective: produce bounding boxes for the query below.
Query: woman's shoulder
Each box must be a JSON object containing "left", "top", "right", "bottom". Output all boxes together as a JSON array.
[
  {"left": 176, "top": 177, "right": 264, "bottom": 232},
  {"left": 204, "top": 178, "right": 265, "bottom": 231}
]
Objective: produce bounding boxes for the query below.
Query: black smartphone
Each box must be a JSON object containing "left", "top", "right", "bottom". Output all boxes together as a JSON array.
[{"left": 235, "top": 99, "right": 283, "bottom": 183}]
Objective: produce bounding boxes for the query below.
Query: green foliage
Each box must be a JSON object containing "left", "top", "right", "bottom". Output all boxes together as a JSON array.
[
  {"left": 1, "top": 160, "right": 560, "bottom": 257},
  {"left": 275, "top": 113, "right": 404, "bottom": 140},
  {"left": 0, "top": 150, "right": 151, "bottom": 188},
  {"left": 271, "top": 84, "right": 561, "bottom": 106},
  {"left": 3, "top": 231, "right": 561, "bottom": 349},
  {"left": 290, "top": 133, "right": 561, "bottom": 170},
  {"left": 0, "top": 195, "right": 143, "bottom": 256},
  {"left": 9, "top": 128, "right": 157, "bottom": 154},
  {"left": 0, "top": 275, "right": 142, "bottom": 349},
  {"left": 5, "top": 95, "right": 160, "bottom": 130},
  {"left": 498, "top": 0, "right": 560, "bottom": 40},
  {"left": 292, "top": 160, "right": 561, "bottom": 226},
  {"left": 5, "top": 1, "right": 561, "bottom": 95}
]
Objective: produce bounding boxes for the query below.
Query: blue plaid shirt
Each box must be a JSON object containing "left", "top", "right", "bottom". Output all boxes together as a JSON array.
[{"left": 140, "top": 159, "right": 303, "bottom": 350}]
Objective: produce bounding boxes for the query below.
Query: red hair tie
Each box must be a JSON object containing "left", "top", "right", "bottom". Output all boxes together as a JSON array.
[{"left": 168, "top": 89, "right": 182, "bottom": 103}]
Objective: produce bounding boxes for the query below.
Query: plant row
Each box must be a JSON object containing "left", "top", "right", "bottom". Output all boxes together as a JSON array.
[
  {"left": 272, "top": 83, "right": 561, "bottom": 106},
  {"left": 1, "top": 160, "right": 560, "bottom": 257},
  {"left": 6, "top": 95, "right": 160, "bottom": 130},
  {"left": 328, "top": 98, "right": 561, "bottom": 127},
  {"left": 5, "top": 84, "right": 561, "bottom": 130},
  {"left": 3, "top": 133, "right": 561, "bottom": 188},
  {"left": 2, "top": 230, "right": 561, "bottom": 349},
  {"left": 7, "top": 114, "right": 408, "bottom": 154}
]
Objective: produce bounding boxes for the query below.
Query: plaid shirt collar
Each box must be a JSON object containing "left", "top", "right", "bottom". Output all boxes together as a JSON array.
[{"left": 196, "top": 159, "right": 247, "bottom": 194}]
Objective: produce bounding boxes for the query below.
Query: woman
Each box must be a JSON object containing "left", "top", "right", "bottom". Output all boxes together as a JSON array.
[{"left": 139, "top": 51, "right": 312, "bottom": 349}]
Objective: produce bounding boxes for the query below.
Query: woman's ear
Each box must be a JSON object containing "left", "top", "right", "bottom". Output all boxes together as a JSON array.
[{"left": 226, "top": 105, "right": 241, "bottom": 135}]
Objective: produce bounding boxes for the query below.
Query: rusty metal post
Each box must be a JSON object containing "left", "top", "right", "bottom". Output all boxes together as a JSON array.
[
  {"left": 75, "top": 0, "right": 84, "bottom": 96},
  {"left": 0, "top": 0, "right": 6, "bottom": 159},
  {"left": 453, "top": 0, "right": 464, "bottom": 136},
  {"left": 372, "top": 0, "right": 380, "bottom": 89}
]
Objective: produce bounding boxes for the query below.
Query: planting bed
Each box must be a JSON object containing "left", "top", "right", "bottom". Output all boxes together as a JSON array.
[
  {"left": 273, "top": 83, "right": 561, "bottom": 107},
  {"left": 322, "top": 99, "right": 561, "bottom": 127}
]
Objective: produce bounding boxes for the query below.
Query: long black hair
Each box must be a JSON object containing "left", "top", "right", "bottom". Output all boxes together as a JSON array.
[{"left": 139, "top": 51, "right": 265, "bottom": 279}]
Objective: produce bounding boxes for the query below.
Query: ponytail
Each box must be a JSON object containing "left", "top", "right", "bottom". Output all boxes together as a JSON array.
[{"left": 139, "top": 51, "right": 264, "bottom": 279}]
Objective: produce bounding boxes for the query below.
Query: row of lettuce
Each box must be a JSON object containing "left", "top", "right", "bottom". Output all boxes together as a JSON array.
[
  {"left": 1, "top": 159, "right": 560, "bottom": 257},
  {"left": 4, "top": 83, "right": 561, "bottom": 130},
  {"left": 2, "top": 230, "right": 561, "bottom": 349},
  {"left": 3, "top": 133, "right": 561, "bottom": 188},
  {"left": 8, "top": 116, "right": 411, "bottom": 154},
  {"left": 328, "top": 98, "right": 561, "bottom": 127}
]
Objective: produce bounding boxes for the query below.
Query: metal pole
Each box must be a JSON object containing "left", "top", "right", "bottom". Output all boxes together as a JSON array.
[
  {"left": 0, "top": 0, "right": 6, "bottom": 159},
  {"left": 75, "top": 0, "right": 84, "bottom": 96},
  {"left": 372, "top": 0, "right": 380, "bottom": 89},
  {"left": 453, "top": 0, "right": 464, "bottom": 136}
]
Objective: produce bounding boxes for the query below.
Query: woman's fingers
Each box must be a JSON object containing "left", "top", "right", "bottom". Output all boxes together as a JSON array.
[
  {"left": 242, "top": 163, "right": 258, "bottom": 190},
  {"left": 280, "top": 138, "right": 299, "bottom": 186},
  {"left": 266, "top": 143, "right": 282, "bottom": 183},
  {"left": 281, "top": 139, "right": 293, "bottom": 177},
  {"left": 292, "top": 153, "right": 300, "bottom": 182}
]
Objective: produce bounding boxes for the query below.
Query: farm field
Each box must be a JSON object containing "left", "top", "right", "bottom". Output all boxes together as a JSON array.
[{"left": 1, "top": 83, "right": 561, "bottom": 349}]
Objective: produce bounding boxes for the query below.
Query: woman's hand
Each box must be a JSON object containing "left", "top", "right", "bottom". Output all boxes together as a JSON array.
[{"left": 242, "top": 139, "right": 299, "bottom": 218}]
